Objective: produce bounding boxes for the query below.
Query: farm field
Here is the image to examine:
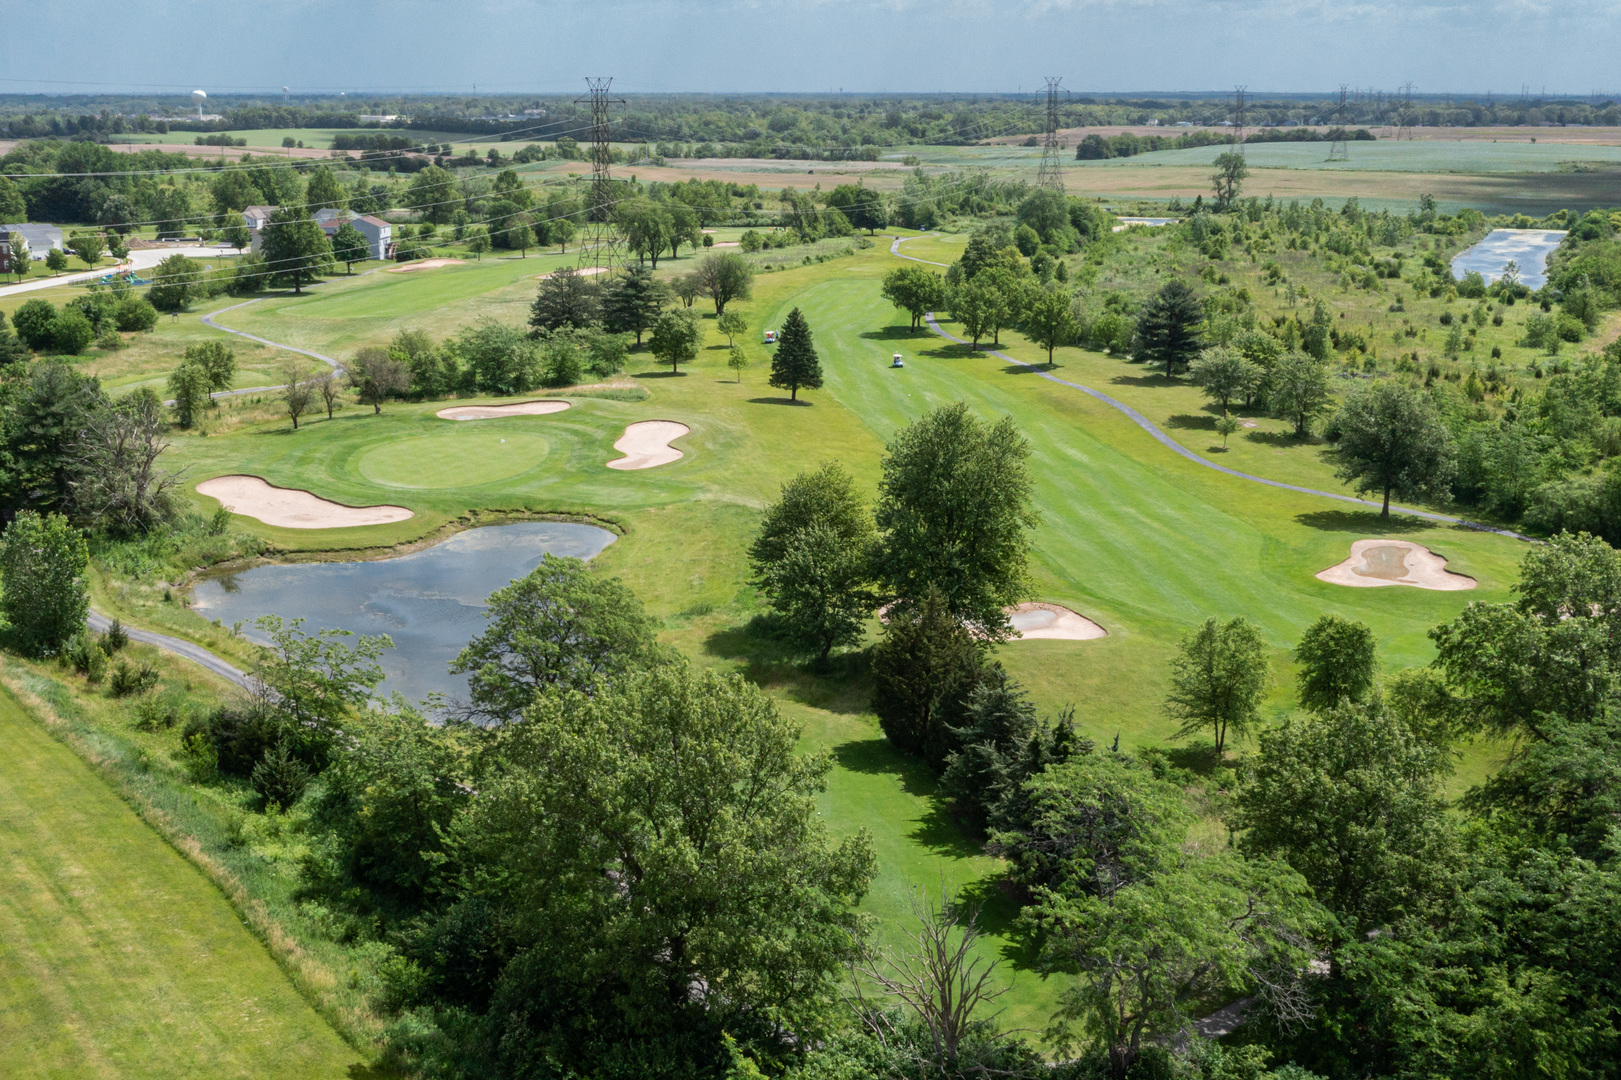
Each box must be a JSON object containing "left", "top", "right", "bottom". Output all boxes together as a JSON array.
[
  {"left": 0, "top": 686, "right": 364, "bottom": 1080},
  {"left": 78, "top": 237, "right": 1524, "bottom": 1034}
]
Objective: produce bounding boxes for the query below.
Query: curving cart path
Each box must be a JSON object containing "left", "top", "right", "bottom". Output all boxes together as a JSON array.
[
  {"left": 87, "top": 611, "right": 251, "bottom": 690},
  {"left": 888, "top": 235, "right": 1528, "bottom": 540},
  {"left": 190, "top": 298, "right": 344, "bottom": 402}
]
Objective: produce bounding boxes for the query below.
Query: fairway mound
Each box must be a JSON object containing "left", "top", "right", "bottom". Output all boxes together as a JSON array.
[
  {"left": 607, "top": 420, "right": 689, "bottom": 470},
  {"left": 197, "top": 475, "right": 413, "bottom": 529},
  {"left": 539, "top": 266, "right": 609, "bottom": 279},
  {"left": 437, "top": 399, "right": 572, "bottom": 421},
  {"left": 1316, "top": 539, "right": 1475, "bottom": 591},
  {"left": 1008, "top": 602, "right": 1108, "bottom": 641},
  {"left": 388, "top": 258, "right": 465, "bottom": 273}
]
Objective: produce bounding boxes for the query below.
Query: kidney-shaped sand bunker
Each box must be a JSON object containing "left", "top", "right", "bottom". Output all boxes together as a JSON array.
[
  {"left": 1317, "top": 539, "right": 1476, "bottom": 591},
  {"left": 197, "top": 475, "right": 413, "bottom": 529},
  {"left": 607, "top": 421, "right": 690, "bottom": 470}
]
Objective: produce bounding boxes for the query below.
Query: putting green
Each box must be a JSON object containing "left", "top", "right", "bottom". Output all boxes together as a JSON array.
[{"left": 357, "top": 429, "right": 550, "bottom": 489}]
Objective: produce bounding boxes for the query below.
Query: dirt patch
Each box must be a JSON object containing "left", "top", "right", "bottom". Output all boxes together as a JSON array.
[
  {"left": 388, "top": 258, "right": 466, "bottom": 273},
  {"left": 197, "top": 475, "right": 413, "bottom": 529},
  {"left": 607, "top": 420, "right": 689, "bottom": 470},
  {"left": 436, "top": 400, "right": 572, "bottom": 421},
  {"left": 711, "top": 241, "right": 740, "bottom": 247},
  {"left": 539, "top": 265, "right": 609, "bottom": 279},
  {"left": 1316, "top": 539, "right": 1475, "bottom": 591},
  {"left": 1008, "top": 602, "right": 1108, "bottom": 640}
]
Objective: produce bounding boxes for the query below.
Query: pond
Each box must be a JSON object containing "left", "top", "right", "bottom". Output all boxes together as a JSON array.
[
  {"left": 1450, "top": 228, "right": 1567, "bottom": 290},
  {"left": 191, "top": 521, "right": 617, "bottom": 704}
]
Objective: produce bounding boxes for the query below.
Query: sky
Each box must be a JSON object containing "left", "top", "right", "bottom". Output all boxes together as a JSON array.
[{"left": 1, "top": 0, "right": 1617, "bottom": 98}]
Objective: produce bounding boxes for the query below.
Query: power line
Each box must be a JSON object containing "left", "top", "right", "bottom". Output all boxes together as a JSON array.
[
  {"left": 1326, "top": 85, "right": 1350, "bottom": 161},
  {"left": 1035, "top": 76, "right": 1067, "bottom": 193},
  {"left": 574, "top": 77, "right": 626, "bottom": 273}
]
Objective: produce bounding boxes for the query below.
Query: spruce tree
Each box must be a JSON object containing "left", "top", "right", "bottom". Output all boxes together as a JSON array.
[
  {"left": 769, "top": 307, "right": 823, "bottom": 402},
  {"left": 602, "top": 264, "right": 667, "bottom": 345},
  {"left": 1133, "top": 278, "right": 1205, "bottom": 377}
]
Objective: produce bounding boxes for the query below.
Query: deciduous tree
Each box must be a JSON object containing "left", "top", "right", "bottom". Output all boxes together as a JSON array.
[
  {"left": 259, "top": 208, "right": 333, "bottom": 294},
  {"left": 695, "top": 251, "right": 754, "bottom": 315},
  {"left": 648, "top": 307, "right": 700, "bottom": 374},
  {"left": 346, "top": 346, "right": 409, "bottom": 413},
  {"left": 330, "top": 221, "right": 369, "bottom": 272},
  {"left": 1023, "top": 286, "right": 1080, "bottom": 367},
  {"left": 1333, "top": 381, "right": 1456, "bottom": 516},
  {"left": 1295, "top": 614, "right": 1377, "bottom": 713},
  {"left": 1269, "top": 351, "right": 1333, "bottom": 436},
  {"left": 0, "top": 510, "right": 90, "bottom": 656},
  {"left": 881, "top": 265, "right": 947, "bottom": 331},
  {"left": 1188, "top": 344, "right": 1260, "bottom": 416},
  {"left": 1163, "top": 615, "right": 1269, "bottom": 754}
]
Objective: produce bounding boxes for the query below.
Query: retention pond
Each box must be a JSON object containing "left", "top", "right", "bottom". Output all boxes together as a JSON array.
[
  {"left": 1450, "top": 228, "right": 1567, "bottom": 290},
  {"left": 192, "top": 521, "right": 617, "bottom": 703}
]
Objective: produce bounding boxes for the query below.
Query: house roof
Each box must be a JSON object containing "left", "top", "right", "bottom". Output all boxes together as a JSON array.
[
  {"left": 356, "top": 215, "right": 390, "bottom": 229},
  {"left": 2, "top": 223, "right": 63, "bottom": 248}
]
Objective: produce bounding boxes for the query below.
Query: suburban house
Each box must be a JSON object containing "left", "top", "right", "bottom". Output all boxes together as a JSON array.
[
  {"left": 241, "top": 205, "right": 278, "bottom": 251},
  {"left": 1, "top": 223, "right": 65, "bottom": 263},
  {"left": 312, "top": 208, "right": 393, "bottom": 260}
]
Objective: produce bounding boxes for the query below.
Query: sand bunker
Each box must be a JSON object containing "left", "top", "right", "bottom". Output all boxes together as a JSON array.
[
  {"left": 539, "top": 265, "right": 609, "bottom": 279},
  {"left": 607, "top": 420, "right": 689, "bottom": 470},
  {"left": 436, "top": 399, "right": 572, "bottom": 421},
  {"left": 197, "top": 475, "right": 413, "bottom": 530},
  {"left": 388, "top": 258, "right": 465, "bottom": 273},
  {"left": 1316, "top": 539, "right": 1476, "bottom": 591},
  {"left": 1008, "top": 602, "right": 1108, "bottom": 640}
]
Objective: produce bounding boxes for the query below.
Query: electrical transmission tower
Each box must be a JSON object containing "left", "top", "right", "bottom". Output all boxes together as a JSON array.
[
  {"left": 1326, "top": 85, "right": 1351, "bottom": 161},
  {"left": 575, "top": 77, "right": 626, "bottom": 273},
  {"left": 1036, "top": 76, "right": 1068, "bottom": 193},
  {"left": 1395, "top": 83, "right": 1416, "bottom": 140},
  {"left": 1231, "top": 85, "right": 1248, "bottom": 155}
]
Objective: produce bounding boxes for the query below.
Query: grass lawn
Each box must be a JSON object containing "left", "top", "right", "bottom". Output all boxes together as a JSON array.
[
  {"left": 106, "top": 239, "right": 1528, "bottom": 1039},
  {"left": 0, "top": 686, "right": 365, "bottom": 1080}
]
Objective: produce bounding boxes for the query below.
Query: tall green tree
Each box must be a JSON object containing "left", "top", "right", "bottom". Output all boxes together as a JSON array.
[
  {"left": 330, "top": 221, "right": 370, "bottom": 272},
  {"left": 528, "top": 266, "right": 601, "bottom": 331},
  {"left": 748, "top": 462, "right": 876, "bottom": 662},
  {"left": 449, "top": 554, "right": 660, "bottom": 723},
  {"left": 617, "top": 198, "right": 672, "bottom": 268},
  {"left": 345, "top": 347, "right": 409, "bottom": 413},
  {"left": 768, "top": 306, "right": 823, "bottom": 401},
  {"left": 601, "top": 264, "right": 666, "bottom": 345},
  {"left": 1023, "top": 286, "right": 1080, "bottom": 368},
  {"left": 147, "top": 253, "right": 201, "bottom": 311},
  {"left": 1234, "top": 696, "right": 1455, "bottom": 939},
  {"left": 68, "top": 231, "right": 105, "bottom": 268},
  {"left": 1333, "top": 381, "right": 1456, "bottom": 516},
  {"left": 403, "top": 165, "right": 458, "bottom": 224},
  {"left": 1188, "top": 344, "right": 1260, "bottom": 416},
  {"left": 695, "top": 252, "right": 754, "bottom": 315},
  {"left": 871, "top": 586, "right": 987, "bottom": 769},
  {"left": 166, "top": 361, "right": 212, "bottom": 428},
  {"left": 1295, "top": 614, "right": 1377, "bottom": 713},
  {"left": 874, "top": 401, "right": 1037, "bottom": 637},
  {"left": 1133, "top": 278, "right": 1205, "bottom": 377},
  {"left": 184, "top": 340, "right": 235, "bottom": 393},
  {"left": 304, "top": 166, "right": 345, "bottom": 210},
  {"left": 1163, "top": 615, "right": 1269, "bottom": 754},
  {"left": 259, "top": 208, "right": 333, "bottom": 294},
  {"left": 1269, "top": 351, "right": 1334, "bottom": 436},
  {"left": 70, "top": 389, "right": 179, "bottom": 536},
  {"left": 0, "top": 510, "right": 89, "bottom": 656},
  {"left": 648, "top": 307, "right": 701, "bottom": 374},
  {"left": 442, "top": 663, "right": 876, "bottom": 1074},
  {"left": 1210, "top": 150, "right": 1249, "bottom": 208},
  {"left": 0, "top": 360, "right": 107, "bottom": 515},
  {"left": 881, "top": 265, "right": 947, "bottom": 331},
  {"left": 715, "top": 307, "right": 748, "bottom": 346}
]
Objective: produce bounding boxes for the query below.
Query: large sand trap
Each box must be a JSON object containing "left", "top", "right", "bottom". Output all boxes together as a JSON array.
[
  {"left": 1316, "top": 539, "right": 1476, "bottom": 591},
  {"left": 197, "top": 475, "right": 413, "bottom": 529},
  {"left": 388, "top": 258, "right": 465, "bottom": 273},
  {"left": 607, "top": 420, "right": 689, "bottom": 470},
  {"left": 539, "top": 265, "right": 609, "bottom": 279},
  {"left": 1008, "top": 602, "right": 1108, "bottom": 640},
  {"left": 436, "top": 399, "right": 572, "bottom": 421}
]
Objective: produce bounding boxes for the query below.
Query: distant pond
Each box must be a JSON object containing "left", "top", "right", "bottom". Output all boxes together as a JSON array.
[
  {"left": 1451, "top": 229, "right": 1567, "bottom": 290},
  {"left": 192, "top": 522, "right": 617, "bottom": 704}
]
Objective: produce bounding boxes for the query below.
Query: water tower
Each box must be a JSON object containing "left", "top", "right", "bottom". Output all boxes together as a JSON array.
[
  {"left": 282, "top": 86, "right": 290, "bottom": 104},
  {"left": 191, "top": 89, "right": 207, "bottom": 119}
]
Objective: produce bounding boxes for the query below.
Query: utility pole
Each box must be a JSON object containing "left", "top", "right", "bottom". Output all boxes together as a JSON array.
[
  {"left": 575, "top": 76, "right": 626, "bottom": 273},
  {"left": 1036, "top": 76, "right": 1068, "bottom": 193}
]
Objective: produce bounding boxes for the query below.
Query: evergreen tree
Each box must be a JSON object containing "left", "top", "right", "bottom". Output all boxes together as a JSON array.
[
  {"left": 601, "top": 264, "right": 666, "bottom": 345},
  {"left": 870, "top": 586, "right": 986, "bottom": 770},
  {"left": 1133, "top": 278, "right": 1205, "bottom": 377},
  {"left": 769, "top": 307, "right": 823, "bottom": 401}
]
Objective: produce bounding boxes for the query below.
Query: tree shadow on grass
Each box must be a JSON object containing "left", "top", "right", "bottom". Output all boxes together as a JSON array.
[
  {"left": 702, "top": 619, "right": 873, "bottom": 715},
  {"left": 1295, "top": 509, "right": 1435, "bottom": 535},
  {"left": 954, "top": 876, "right": 1043, "bottom": 971},
  {"left": 859, "top": 326, "right": 929, "bottom": 342},
  {"left": 1111, "top": 371, "right": 1180, "bottom": 388},
  {"left": 833, "top": 737, "right": 939, "bottom": 800},
  {"left": 633, "top": 369, "right": 686, "bottom": 379},
  {"left": 748, "top": 396, "right": 813, "bottom": 406},
  {"left": 920, "top": 343, "right": 980, "bottom": 360},
  {"left": 999, "top": 363, "right": 1049, "bottom": 376},
  {"left": 1247, "top": 429, "right": 1321, "bottom": 447},
  {"left": 1166, "top": 413, "right": 1217, "bottom": 430}
]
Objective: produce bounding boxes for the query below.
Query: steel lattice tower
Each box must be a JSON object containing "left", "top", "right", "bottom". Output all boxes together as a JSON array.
[
  {"left": 1326, "top": 85, "right": 1351, "bottom": 161},
  {"left": 575, "top": 77, "right": 626, "bottom": 272},
  {"left": 1036, "top": 76, "right": 1068, "bottom": 193},
  {"left": 1231, "top": 85, "right": 1248, "bottom": 155},
  {"left": 1397, "top": 83, "right": 1416, "bottom": 140}
]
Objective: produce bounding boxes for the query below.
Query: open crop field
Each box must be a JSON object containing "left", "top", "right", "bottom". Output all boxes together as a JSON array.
[{"left": 30, "top": 234, "right": 1517, "bottom": 1035}]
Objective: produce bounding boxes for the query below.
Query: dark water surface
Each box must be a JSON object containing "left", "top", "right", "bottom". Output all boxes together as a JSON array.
[{"left": 192, "top": 522, "right": 616, "bottom": 703}]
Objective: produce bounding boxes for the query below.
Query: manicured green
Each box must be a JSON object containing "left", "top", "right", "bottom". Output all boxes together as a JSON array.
[{"left": 0, "top": 687, "right": 364, "bottom": 1080}]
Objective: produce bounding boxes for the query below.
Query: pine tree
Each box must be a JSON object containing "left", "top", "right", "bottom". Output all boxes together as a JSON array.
[
  {"left": 602, "top": 264, "right": 667, "bottom": 346},
  {"left": 769, "top": 306, "right": 823, "bottom": 402},
  {"left": 1133, "top": 278, "right": 1205, "bottom": 377}
]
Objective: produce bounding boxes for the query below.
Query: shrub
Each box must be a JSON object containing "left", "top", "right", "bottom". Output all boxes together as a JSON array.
[
  {"left": 107, "top": 657, "right": 159, "bottom": 697},
  {"left": 132, "top": 692, "right": 185, "bottom": 732},
  {"left": 95, "top": 328, "right": 125, "bottom": 350},
  {"left": 50, "top": 310, "right": 95, "bottom": 354},
  {"left": 63, "top": 632, "right": 109, "bottom": 683},
  {"left": 113, "top": 295, "right": 159, "bottom": 331},
  {"left": 102, "top": 618, "right": 130, "bottom": 652},
  {"left": 11, "top": 298, "right": 56, "bottom": 349},
  {"left": 251, "top": 742, "right": 310, "bottom": 810}
]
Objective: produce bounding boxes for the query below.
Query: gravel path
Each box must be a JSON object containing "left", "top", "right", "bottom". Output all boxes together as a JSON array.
[
  {"left": 889, "top": 235, "right": 1527, "bottom": 540},
  {"left": 87, "top": 611, "right": 251, "bottom": 690}
]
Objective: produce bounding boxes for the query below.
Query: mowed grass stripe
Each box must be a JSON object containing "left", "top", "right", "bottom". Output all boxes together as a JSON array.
[{"left": 0, "top": 688, "right": 363, "bottom": 1080}]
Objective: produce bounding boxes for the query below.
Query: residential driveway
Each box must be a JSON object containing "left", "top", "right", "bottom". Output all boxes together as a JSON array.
[{"left": 0, "top": 244, "right": 241, "bottom": 300}]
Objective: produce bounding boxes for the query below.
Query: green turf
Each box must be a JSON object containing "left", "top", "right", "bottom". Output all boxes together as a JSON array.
[
  {"left": 357, "top": 427, "right": 552, "bottom": 489},
  {"left": 137, "top": 241, "right": 1527, "bottom": 1035},
  {"left": 0, "top": 686, "right": 364, "bottom": 1080}
]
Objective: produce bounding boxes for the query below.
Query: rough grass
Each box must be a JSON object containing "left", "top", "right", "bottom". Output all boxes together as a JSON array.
[{"left": 0, "top": 683, "right": 368, "bottom": 1080}]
